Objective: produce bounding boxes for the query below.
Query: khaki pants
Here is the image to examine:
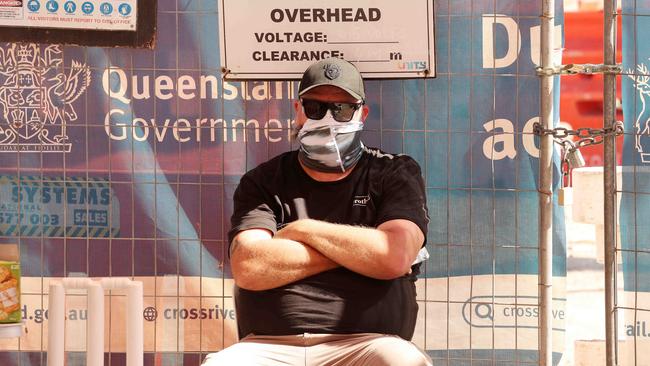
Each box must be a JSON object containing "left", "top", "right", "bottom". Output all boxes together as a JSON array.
[{"left": 202, "top": 333, "right": 433, "bottom": 366}]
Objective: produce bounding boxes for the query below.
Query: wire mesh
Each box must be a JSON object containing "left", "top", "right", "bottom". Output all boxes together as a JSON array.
[
  {"left": 620, "top": 2, "right": 650, "bottom": 365},
  {"left": 0, "top": 0, "right": 571, "bottom": 365}
]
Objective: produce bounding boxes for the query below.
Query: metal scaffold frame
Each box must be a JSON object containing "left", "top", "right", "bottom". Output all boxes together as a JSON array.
[
  {"left": 538, "top": 0, "right": 620, "bottom": 365},
  {"left": 603, "top": 0, "right": 618, "bottom": 365},
  {"left": 538, "top": 0, "right": 555, "bottom": 365}
]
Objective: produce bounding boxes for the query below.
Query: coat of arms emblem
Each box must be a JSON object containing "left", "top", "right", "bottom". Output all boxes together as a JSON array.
[
  {"left": 628, "top": 61, "right": 650, "bottom": 163},
  {"left": 0, "top": 44, "right": 91, "bottom": 152}
]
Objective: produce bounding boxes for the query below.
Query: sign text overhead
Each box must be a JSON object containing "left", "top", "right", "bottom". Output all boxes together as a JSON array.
[{"left": 218, "top": 0, "right": 436, "bottom": 79}]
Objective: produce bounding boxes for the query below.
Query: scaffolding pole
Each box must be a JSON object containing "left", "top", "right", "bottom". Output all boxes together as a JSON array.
[
  {"left": 539, "top": 0, "right": 555, "bottom": 365},
  {"left": 603, "top": 0, "right": 618, "bottom": 365}
]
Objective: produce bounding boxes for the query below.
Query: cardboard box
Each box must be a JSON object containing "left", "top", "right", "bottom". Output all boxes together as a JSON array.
[
  {"left": 0, "top": 244, "right": 20, "bottom": 324},
  {"left": 0, "top": 261, "right": 20, "bottom": 323}
]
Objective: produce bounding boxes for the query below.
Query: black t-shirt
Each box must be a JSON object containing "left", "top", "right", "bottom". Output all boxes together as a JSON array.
[{"left": 228, "top": 146, "right": 429, "bottom": 340}]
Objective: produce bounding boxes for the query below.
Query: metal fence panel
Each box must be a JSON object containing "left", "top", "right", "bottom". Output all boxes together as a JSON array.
[
  {"left": 621, "top": 1, "right": 650, "bottom": 364},
  {"left": 0, "top": 1, "right": 566, "bottom": 365}
]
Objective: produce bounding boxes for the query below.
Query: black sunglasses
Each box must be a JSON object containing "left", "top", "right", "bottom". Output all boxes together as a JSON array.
[{"left": 301, "top": 99, "right": 363, "bottom": 122}]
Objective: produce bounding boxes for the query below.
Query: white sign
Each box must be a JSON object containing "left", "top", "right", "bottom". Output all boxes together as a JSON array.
[
  {"left": 0, "top": 0, "right": 137, "bottom": 31},
  {"left": 218, "top": 0, "right": 436, "bottom": 79}
]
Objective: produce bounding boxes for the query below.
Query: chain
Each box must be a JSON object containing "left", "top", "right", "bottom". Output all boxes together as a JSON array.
[
  {"left": 535, "top": 63, "right": 622, "bottom": 76},
  {"left": 532, "top": 121, "right": 625, "bottom": 151}
]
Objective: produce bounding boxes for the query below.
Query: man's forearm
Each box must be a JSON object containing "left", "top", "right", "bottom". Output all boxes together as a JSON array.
[
  {"left": 231, "top": 236, "right": 338, "bottom": 291},
  {"left": 275, "top": 219, "right": 421, "bottom": 280}
]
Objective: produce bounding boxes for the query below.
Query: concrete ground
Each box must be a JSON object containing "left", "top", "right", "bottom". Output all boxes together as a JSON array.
[
  {"left": 563, "top": 221, "right": 602, "bottom": 365},
  {"left": 563, "top": 218, "right": 624, "bottom": 365}
]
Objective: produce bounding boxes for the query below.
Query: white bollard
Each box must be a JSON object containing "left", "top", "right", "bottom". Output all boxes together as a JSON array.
[
  {"left": 87, "top": 282, "right": 104, "bottom": 366},
  {"left": 47, "top": 282, "right": 65, "bottom": 366},
  {"left": 126, "top": 281, "right": 144, "bottom": 366},
  {"left": 47, "top": 278, "right": 143, "bottom": 366}
]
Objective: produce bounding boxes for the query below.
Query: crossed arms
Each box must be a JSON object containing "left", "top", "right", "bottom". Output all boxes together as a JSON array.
[{"left": 230, "top": 218, "right": 424, "bottom": 291}]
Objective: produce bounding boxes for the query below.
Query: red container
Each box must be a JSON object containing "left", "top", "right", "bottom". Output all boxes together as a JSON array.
[{"left": 561, "top": 10, "right": 623, "bottom": 166}]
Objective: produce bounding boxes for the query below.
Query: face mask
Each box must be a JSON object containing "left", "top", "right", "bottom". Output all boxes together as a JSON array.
[{"left": 297, "top": 109, "right": 364, "bottom": 173}]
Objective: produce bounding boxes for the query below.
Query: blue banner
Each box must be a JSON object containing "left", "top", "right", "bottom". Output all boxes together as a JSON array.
[
  {"left": 621, "top": 1, "right": 650, "bottom": 361},
  {"left": 0, "top": 1, "right": 565, "bottom": 365}
]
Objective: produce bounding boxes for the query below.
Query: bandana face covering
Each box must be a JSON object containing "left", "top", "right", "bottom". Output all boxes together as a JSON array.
[{"left": 297, "top": 109, "right": 364, "bottom": 173}]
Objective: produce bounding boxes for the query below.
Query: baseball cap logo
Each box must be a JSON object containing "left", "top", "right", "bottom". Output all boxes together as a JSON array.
[{"left": 323, "top": 63, "right": 340, "bottom": 80}]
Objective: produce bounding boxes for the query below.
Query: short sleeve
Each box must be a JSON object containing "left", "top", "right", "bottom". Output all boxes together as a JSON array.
[
  {"left": 227, "top": 173, "right": 277, "bottom": 251},
  {"left": 375, "top": 157, "right": 429, "bottom": 243}
]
